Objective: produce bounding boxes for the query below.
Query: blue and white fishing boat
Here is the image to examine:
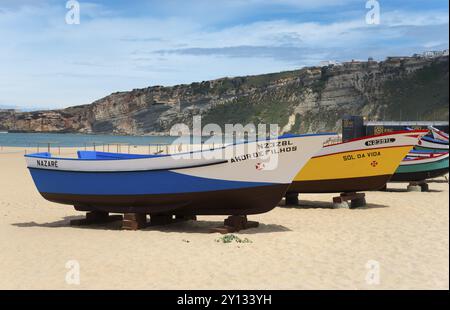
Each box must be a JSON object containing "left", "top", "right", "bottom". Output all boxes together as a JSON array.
[
  {"left": 25, "top": 133, "right": 335, "bottom": 216},
  {"left": 414, "top": 135, "right": 449, "bottom": 152},
  {"left": 406, "top": 126, "right": 449, "bottom": 152}
]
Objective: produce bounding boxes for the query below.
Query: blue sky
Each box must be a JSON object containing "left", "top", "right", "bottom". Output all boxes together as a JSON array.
[{"left": 0, "top": 0, "right": 448, "bottom": 110}]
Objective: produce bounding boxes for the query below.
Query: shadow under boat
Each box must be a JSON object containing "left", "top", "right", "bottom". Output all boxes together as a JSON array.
[
  {"left": 380, "top": 187, "right": 443, "bottom": 193},
  {"left": 12, "top": 216, "right": 291, "bottom": 234},
  {"left": 278, "top": 199, "right": 389, "bottom": 210}
]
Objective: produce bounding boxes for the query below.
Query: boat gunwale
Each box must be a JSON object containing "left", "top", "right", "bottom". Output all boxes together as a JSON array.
[
  {"left": 409, "top": 149, "right": 448, "bottom": 154},
  {"left": 27, "top": 159, "right": 229, "bottom": 173},
  {"left": 24, "top": 132, "right": 337, "bottom": 161},
  {"left": 323, "top": 130, "right": 428, "bottom": 148}
]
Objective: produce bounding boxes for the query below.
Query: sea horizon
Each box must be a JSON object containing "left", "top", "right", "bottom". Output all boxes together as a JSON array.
[
  {"left": 0, "top": 132, "right": 195, "bottom": 147},
  {"left": 0, "top": 132, "right": 259, "bottom": 147}
]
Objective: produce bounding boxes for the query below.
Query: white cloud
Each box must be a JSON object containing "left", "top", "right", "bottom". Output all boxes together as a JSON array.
[
  {"left": 423, "top": 40, "right": 448, "bottom": 48},
  {"left": 381, "top": 10, "right": 449, "bottom": 27},
  {"left": 0, "top": 1, "right": 448, "bottom": 109}
]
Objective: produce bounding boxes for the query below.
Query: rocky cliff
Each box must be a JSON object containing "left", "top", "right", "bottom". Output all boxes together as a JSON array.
[{"left": 1, "top": 55, "right": 448, "bottom": 135}]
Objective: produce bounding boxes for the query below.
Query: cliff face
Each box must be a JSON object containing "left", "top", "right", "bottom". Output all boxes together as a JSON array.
[{"left": 1, "top": 55, "right": 448, "bottom": 135}]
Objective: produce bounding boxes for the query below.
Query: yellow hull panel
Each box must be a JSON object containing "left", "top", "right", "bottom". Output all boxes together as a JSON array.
[{"left": 295, "top": 146, "right": 412, "bottom": 181}]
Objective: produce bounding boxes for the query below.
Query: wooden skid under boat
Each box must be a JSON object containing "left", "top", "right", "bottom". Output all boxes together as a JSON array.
[
  {"left": 288, "top": 130, "right": 427, "bottom": 194},
  {"left": 25, "top": 133, "right": 335, "bottom": 215}
]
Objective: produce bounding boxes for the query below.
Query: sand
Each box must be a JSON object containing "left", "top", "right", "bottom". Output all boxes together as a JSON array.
[{"left": 0, "top": 147, "right": 448, "bottom": 289}]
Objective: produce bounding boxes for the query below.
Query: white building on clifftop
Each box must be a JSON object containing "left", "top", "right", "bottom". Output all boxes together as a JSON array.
[
  {"left": 319, "top": 60, "right": 340, "bottom": 67},
  {"left": 413, "top": 49, "right": 449, "bottom": 58}
]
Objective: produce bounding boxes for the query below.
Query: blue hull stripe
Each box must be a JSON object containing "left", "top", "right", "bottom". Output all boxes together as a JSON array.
[{"left": 28, "top": 168, "right": 275, "bottom": 195}]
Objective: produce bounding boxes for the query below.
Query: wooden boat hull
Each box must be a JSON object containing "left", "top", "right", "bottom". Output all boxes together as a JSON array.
[
  {"left": 390, "top": 153, "right": 449, "bottom": 182},
  {"left": 290, "top": 174, "right": 391, "bottom": 193},
  {"left": 288, "top": 130, "right": 427, "bottom": 194},
  {"left": 44, "top": 184, "right": 288, "bottom": 215},
  {"left": 389, "top": 167, "right": 448, "bottom": 182},
  {"left": 26, "top": 134, "right": 335, "bottom": 215}
]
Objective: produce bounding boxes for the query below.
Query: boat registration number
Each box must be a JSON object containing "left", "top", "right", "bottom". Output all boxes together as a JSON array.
[
  {"left": 257, "top": 140, "right": 294, "bottom": 149},
  {"left": 365, "top": 138, "right": 395, "bottom": 146},
  {"left": 230, "top": 140, "right": 296, "bottom": 163}
]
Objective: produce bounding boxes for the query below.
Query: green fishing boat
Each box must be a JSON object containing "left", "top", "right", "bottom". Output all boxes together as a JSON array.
[{"left": 390, "top": 151, "right": 449, "bottom": 182}]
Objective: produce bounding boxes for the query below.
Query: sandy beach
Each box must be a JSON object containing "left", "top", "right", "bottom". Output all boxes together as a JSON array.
[{"left": 0, "top": 147, "right": 448, "bottom": 289}]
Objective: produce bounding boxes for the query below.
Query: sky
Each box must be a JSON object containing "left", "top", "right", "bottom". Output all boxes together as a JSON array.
[{"left": 0, "top": 0, "right": 448, "bottom": 110}]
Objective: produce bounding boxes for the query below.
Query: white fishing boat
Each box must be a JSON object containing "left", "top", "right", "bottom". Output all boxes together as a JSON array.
[{"left": 25, "top": 133, "right": 335, "bottom": 215}]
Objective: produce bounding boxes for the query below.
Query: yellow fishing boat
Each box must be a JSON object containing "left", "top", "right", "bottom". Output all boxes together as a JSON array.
[{"left": 288, "top": 130, "right": 428, "bottom": 193}]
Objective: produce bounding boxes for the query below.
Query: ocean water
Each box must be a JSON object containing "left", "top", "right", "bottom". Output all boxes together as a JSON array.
[{"left": 0, "top": 132, "right": 210, "bottom": 147}]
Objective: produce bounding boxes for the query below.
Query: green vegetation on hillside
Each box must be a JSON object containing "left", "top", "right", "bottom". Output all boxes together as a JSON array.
[
  {"left": 245, "top": 70, "right": 301, "bottom": 88},
  {"left": 201, "top": 97, "right": 293, "bottom": 129},
  {"left": 202, "top": 59, "right": 450, "bottom": 134},
  {"left": 382, "top": 60, "right": 449, "bottom": 121}
]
